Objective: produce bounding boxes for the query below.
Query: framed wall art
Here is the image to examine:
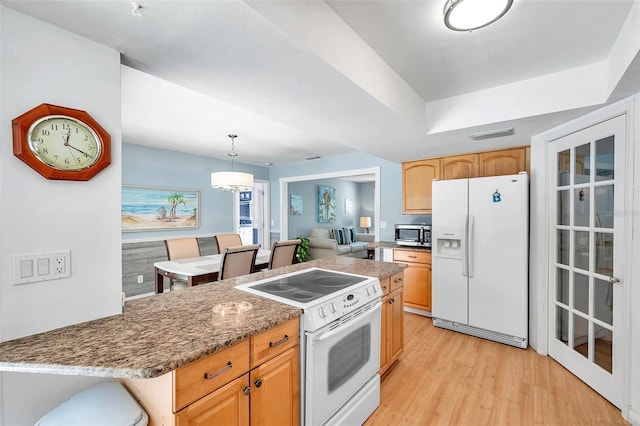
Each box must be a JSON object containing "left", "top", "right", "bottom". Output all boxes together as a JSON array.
[
  {"left": 122, "top": 185, "right": 200, "bottom": 231},
  {"left": 290, "top": 194, "right": 303, "bottom": 216},
  {"left": 318, "top": 185, "right": 336, "bottom": 223}
]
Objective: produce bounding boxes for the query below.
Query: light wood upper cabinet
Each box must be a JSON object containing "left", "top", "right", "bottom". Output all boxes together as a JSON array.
[
  {"left": 478, "top": 148, "right": 526, "bottom": 177},
  {"left": 402, "top": 159, "right": 440, "bottom": 214},
  {"left": 440, "top": 154, "right": 478, "bottom": 180}
]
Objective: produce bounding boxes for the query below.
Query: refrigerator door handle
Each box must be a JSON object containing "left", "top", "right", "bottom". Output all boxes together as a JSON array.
[
  {"left": 461, "top": 214, "right": 468, "bottom": 277},
  {"left": 468, "top": 215, "right": 474, "bottom": 278}
]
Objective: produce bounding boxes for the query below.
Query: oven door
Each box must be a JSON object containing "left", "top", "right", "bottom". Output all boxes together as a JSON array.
[{"left": 304, "top": 300, "right": 382, "bottom": 425}]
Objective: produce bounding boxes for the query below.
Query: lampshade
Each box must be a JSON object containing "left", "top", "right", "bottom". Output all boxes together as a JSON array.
[
  {"left": 211, "top": 134, "right": 254, "bottom": 192},
  {"left": 211, "top": 171, "right": 253, "bottom": 192},
  {"left": 360, "top": 216, "right": 372, "bottom": 228},
  {"left": 443, "top": 0, "right": 513, "bottom": 31}
]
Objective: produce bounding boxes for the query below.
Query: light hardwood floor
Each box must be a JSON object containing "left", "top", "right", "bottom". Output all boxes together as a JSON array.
[{"left": 364, "top": 313, "right": 628, "bottom": 426}]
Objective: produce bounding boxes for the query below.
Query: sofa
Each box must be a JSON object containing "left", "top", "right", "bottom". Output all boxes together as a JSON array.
[{"left": 307, "top": 227, "right": 375, "bottom": 260}]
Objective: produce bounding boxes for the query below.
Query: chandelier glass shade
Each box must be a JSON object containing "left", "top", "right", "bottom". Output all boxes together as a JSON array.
[
  {"left": 211, "top": 171, "right": 254, "bottom": 192},
  {"left": 211, "top": 134, "right": 254, "bottom": 192},
  {"left": 443, "top": 0, "right": 513, "bottom": 31}
]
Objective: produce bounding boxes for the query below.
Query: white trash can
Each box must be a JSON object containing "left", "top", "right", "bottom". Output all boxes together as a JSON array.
[{"left": 35, "top": 381, "right": 148, "bottom": 426}]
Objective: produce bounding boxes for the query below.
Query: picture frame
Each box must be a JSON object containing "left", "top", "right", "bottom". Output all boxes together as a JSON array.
[
  {"left": 122, "top": 185, "right": 200, "bottom": 231},
  {"left": 290, "top": 194, "right": 303, "bottom": 216},
  {"left": 318, "top": 185, "right": 336, "bottom": 223},
  {"left": 345, "top": 198, "right": 353, "bottom": 216}
]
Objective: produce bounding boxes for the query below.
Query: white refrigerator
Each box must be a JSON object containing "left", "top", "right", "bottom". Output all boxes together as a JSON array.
[{"left": 431, "top": 173, "right": 528, "bottom": 348}]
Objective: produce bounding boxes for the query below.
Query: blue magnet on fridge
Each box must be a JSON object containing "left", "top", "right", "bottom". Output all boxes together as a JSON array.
[{"left": 492, "top": 189, "right": 501, "bottom": 202}]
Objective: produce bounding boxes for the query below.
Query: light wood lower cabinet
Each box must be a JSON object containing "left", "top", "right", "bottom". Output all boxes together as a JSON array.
[
  {"left": 123, "top": 318, "right": 300, "bottom": 426},
  {"left": 393, "top": 250, "right": 431, "bottom": 313},
  {"left": 379, "top": 272, "right": 404, "bottom": 376}
]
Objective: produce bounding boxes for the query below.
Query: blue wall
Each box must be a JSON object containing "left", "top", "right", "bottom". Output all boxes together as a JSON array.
[
  {"left": 122, "top": 143, "right": 269, "bottom": 240},
  {"left": 287, "top": 178, "right": 374, "bottom": 239},
  {"left": 268, "top": 152, "right": 430, "bottom": 241}
]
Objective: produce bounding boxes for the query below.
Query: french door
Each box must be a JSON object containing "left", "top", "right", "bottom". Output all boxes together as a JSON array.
[{"left": 548, "top": 114, "right": 626, "bottom": 408}]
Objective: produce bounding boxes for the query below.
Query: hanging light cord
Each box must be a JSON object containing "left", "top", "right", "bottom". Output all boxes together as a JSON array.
[{"left": 227, "top": 134, "right": 238, "bottom": 171}]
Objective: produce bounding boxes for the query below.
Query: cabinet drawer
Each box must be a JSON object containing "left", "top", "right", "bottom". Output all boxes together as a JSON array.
[
  {"left": 174, "top": 340, "right": 250, "bottom": 412},
  {"left": 393, "top": 249, "right": 431, "bottom": 264},
  {"left": 390, "top": 272, "right": 404, "bottom": 292},
  {"left": 251, "top": 318, "right": 299, "bottom": 368}
]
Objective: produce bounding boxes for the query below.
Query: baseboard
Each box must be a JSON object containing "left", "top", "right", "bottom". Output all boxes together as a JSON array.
[{"left": 627, "top": 407, "right": 640, "bottom": 426}]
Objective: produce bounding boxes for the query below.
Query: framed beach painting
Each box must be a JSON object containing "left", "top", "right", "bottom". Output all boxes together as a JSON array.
[
  {"left": 318, "top": 185, "right": 336, "bottom": 223},
  {"left": 122, "top": 185, "right": 200, "bottom": 231},
  {"left": 290, "top": 194, "right": 303, "bottom": 216}
]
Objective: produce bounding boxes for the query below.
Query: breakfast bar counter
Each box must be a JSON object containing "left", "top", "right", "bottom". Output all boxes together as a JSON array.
[{"left": 0, "top": 257, "right": 405, "bottom": 380}]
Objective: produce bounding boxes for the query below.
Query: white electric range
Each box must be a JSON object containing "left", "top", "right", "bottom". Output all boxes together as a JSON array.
[{"left": 236, "top": 267, "right": 382, "bottom": 426}]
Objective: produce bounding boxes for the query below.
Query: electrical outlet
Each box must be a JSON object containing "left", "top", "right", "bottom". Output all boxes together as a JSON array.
[
  {"left": 137, "top": 275, "right": 144, "bottom": 284},
  {"left": 53, "top": 256, "right": 66, "bottom": 274},
  {"left": 13, "top": 250, "right": 70, "bottom": 284}
]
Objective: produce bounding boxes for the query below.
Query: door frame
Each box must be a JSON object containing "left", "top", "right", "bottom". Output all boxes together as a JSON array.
[{"left": 530, "top": 95, "right": 637, "bottom": 420}]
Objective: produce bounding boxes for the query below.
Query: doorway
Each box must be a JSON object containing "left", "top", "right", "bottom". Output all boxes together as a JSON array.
[
  {"left": 234, "top": 179, "right": 269, "bottom": 248},
  {"left": 279, "top": 167, "right": 381, "bottom": 241}
]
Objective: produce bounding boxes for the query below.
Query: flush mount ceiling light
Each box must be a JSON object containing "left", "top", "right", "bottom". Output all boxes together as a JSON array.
[
  {"left": 211, "top": 134, "right": 254, "bottom": 192},
  {"left": 443, "top": 0, "right": 513, "bottom": 32}
]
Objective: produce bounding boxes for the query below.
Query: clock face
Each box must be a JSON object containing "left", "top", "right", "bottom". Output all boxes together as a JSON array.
[{"left": 27, "top": 115, "right": 102, "bottom": 171}]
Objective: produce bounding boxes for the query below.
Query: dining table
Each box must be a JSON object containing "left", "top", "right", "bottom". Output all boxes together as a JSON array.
[{"left": 154, "top": 249, "right": 271, "bottom": 293}]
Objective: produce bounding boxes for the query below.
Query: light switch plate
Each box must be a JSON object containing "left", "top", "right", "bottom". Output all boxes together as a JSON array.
[{"left": 13, "top": 250, "right": 71, "bottom": 284}]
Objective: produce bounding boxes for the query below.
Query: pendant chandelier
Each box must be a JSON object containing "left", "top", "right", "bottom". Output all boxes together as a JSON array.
[
  {"left": 211, "top": 134, "right": 254, "bottom": 192},
  {"left": 443, "top": 0, "right": 513, "bottom": 32}
]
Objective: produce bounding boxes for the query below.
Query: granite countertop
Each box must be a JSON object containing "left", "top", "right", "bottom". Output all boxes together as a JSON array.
[{"left": 0, "top": 257, "right": 405, "bottom": 379}]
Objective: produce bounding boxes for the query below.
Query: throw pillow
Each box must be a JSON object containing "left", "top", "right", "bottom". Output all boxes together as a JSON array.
[
  {"left": 347, "top": 226, "right": 357, "bottom": 243},
  {"left": 333, "top": 228, "right": 347, "bottom": 245}
]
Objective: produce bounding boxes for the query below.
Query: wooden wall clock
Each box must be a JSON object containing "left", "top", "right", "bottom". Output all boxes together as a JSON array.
[{"left": 12, "top": 103, "right": 111, "bottom": 181}]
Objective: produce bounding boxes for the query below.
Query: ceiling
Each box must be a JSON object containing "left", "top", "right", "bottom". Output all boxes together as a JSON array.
[{"left": 2, "top": 0, "right": 638, "bottom": 167}]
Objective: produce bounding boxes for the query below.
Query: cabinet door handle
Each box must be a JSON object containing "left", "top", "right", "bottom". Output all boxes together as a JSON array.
[
  {"left": 389, "top": 298, "right": 395, "bottom": 304},
  {"left": 243, "top": 386, "right": 251, "bottom": 395},
  {"left": 408, "top": 255, "right": 417, "bottom": 259},
  {"left": 203, "top": 361, "right": 232, "bottom": 379},
  {"left": 394, "top": 277, "right": 403, "bottom": 283},
  {"left": 254, "top": 378, "right": 263, "bottom": 388},
  {"left": 269, "top": 335, "right": 289, "bottom": 347}
]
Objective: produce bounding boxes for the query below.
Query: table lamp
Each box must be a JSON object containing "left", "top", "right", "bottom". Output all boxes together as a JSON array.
[{"left": 359, "top": 216, "right": 372, "bottom": 233}]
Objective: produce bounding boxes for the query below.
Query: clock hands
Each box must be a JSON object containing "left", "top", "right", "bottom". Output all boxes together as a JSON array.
[{"left": 61, "top": 131, "right": 94, "bottom": 159}]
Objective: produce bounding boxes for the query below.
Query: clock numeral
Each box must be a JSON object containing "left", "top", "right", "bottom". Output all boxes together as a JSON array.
[
  {"left": 64, "top": 158, "right": 70, "bottom": 165},
  {"left": 42, "top": 148, "right": 48, "bottom": 154},
  {"left": 75, "top": 127, "right": 79, "bottom": 134},
  {"left": 51, "top": 124, "right": 58, "bottom": 131},
  {"left": 76, "top": 157, "right": 82, "bottom": 164},
  {"left": 37, "top": 137, "right": 44, "bottom": 144},
  {"left": 41, "top": 130, "right": 50, "bottom": 136},
  {"left": 53, "top": 155, "right": 59, "bottom": 161},
  {"left": 84, "top": 135, "right": 89, "bottom": 141},
  {"left": 62, "top": 123, "right": 70, "bottom": 130}
]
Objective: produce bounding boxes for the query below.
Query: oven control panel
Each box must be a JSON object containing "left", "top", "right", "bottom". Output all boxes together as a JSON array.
[{"left": 303, "top": 279, "right": 382, "bottom": 331}]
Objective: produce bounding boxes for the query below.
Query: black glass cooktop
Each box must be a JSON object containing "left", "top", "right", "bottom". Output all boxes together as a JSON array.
[{"left": 248, "top": 269, "right": 368, "bottom": 303}]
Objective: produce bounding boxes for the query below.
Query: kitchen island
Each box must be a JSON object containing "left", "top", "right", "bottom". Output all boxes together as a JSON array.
[{"left": 0, "top": 257, "right": 403, "bottom": 378}]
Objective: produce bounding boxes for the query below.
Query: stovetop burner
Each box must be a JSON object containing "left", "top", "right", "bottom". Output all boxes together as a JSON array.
[{"left": 244, "top": 268, "right": 369, "bottom": 304}]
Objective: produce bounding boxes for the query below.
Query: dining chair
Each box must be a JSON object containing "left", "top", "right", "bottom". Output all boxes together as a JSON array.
[
  {"left": 268, "top": 239, "right": 301, "bottom": 270},
  {"left": 164, "top": 237, "right": 201, "bottom": 290},
  {"left": 218, "top": 244, "right": 261, "bottom": 281},
  {"left": 215, "top": 233, "right": 243, "bottom": 254}
]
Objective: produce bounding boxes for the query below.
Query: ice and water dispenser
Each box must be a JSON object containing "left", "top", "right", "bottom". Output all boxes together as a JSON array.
[{"left": 433, "top": 224, "right": 463, "bottom": 259}]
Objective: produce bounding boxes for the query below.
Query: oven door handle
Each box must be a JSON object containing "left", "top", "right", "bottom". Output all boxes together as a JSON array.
[{"left": 311, "top": 300, "right": 382, "bottom": 343}]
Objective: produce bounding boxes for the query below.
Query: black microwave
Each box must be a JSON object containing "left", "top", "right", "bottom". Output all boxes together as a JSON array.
[{"left": 395, "top": 224, "right": 431, "bottom": 247}]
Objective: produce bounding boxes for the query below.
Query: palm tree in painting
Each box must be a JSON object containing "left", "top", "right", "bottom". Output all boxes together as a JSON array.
[{"left": 167, "top": 193, "right": 186, "bottom": 220}]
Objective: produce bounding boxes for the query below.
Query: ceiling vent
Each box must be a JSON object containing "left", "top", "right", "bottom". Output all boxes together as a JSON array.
[{"left": 469, "top": 127, "right": 515, "bottom": 141}]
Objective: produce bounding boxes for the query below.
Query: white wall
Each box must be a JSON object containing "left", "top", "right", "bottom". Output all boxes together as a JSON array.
[{"left": 0, "top": 7, "right": 122, "bottom": 424}]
